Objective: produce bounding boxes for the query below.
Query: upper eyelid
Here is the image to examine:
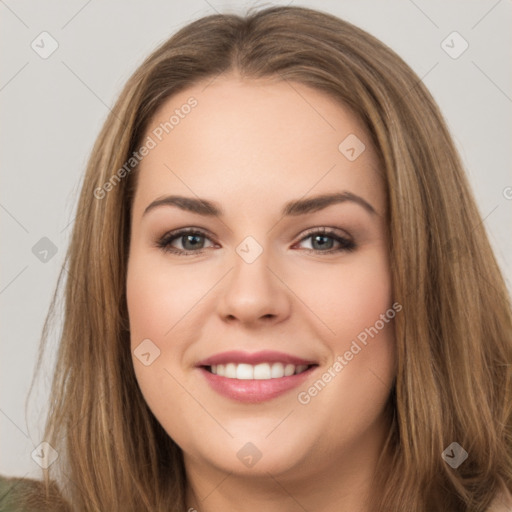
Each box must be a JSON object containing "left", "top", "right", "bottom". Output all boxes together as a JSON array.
[{"left": 298, "top": 226, "right": 351, "bottom": 238}]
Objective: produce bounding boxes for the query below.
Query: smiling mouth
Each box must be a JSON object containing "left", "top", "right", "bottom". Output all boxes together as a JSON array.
[{"left": 203, "top": 362, "right": 317, "bottom": 380}]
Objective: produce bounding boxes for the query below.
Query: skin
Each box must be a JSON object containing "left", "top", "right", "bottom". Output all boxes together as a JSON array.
[{"left": 126, "top": 74, "right": 397, "bottom": 512}]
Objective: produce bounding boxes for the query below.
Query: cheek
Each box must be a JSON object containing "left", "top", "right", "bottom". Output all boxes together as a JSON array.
[
  {"left": 294, "top": 247, "right": 396, "bottom": 398},
  {"left": 126, "top": 250, "right": 220, "bottom": 412},
  {"left": 126, "top": 253, "right": 211, "bottom": 344},
  {"left": 293, "top": 257, "right": 396, "bottom": 447},
  {"left": 126, "top": 253, "right": 194, "bottom": 427},
  {"left": 294, "top": 248, "right": 393, "bottom": 342}
]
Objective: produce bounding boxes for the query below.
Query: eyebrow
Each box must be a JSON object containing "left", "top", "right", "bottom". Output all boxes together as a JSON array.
[{"left": 142, "top": 191, "right": 377, "bottom": 218}]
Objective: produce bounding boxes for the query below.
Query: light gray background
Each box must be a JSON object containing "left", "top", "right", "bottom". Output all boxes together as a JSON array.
[{"left": 1, "top": 0, "right": 511, "bottom": 478}]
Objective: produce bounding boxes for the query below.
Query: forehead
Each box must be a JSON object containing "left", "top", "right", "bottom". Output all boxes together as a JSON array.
[{"left": 133, "top": 75, "right": 385, "bottom": 218}]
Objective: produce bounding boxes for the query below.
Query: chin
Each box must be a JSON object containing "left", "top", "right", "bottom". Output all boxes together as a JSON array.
[{"left": 199, "top": 442, "right": 309, "bottom": 477}]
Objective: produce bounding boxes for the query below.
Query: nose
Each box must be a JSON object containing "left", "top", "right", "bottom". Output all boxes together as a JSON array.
[{"left": 216, "top": 248, "right": 292, "bottom": 327}]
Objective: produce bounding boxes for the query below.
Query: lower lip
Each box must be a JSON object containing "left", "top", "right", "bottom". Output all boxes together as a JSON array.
[{"left": 199, "top": 366, "right": 316, "bottom": 403}]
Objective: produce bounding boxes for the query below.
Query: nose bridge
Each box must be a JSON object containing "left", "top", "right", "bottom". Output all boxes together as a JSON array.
[
  {"left": 235, "top": 234, "right": 266, "bottom": 266},
  {"left": 217, "top": 233, "right": 290, "bottom": 323},
  {"left": 230, "top": 233, "right": 274, "bottom": 296}
]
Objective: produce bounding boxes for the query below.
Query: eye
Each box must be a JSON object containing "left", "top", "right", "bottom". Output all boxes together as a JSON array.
[
  {"left": 156, "top": 228, "right": 216, "bottom": 255},
  {"left": 294, "top": 227, "right": 356, "bottom": 254}
]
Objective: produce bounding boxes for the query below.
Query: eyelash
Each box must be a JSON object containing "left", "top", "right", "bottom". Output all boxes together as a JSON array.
[{"left": 156, "top": 227, "right": 356, "bottom": 256}]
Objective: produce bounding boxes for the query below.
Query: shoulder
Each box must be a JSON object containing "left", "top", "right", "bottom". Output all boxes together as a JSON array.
[
  {"left": 0, "top": 474, "right": 34, "bottom": 511},
  {"left": 0, "top": 474, "right": 69, "bottom": 512}
]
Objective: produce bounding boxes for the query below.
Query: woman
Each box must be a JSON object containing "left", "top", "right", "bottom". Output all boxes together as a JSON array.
[{"left": 1, "top": 5, "right": 511, "bottom": 511}]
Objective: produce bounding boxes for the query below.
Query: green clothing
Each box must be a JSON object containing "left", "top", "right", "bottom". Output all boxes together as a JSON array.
[
  {"left": 0, "top": 475, "right": 31, "bottom": 511},
  {"left": 0, "top": 475, "right": 68, "bottom": 512},
  {"left": 0, "top": 475, "right": 29, "bottom": 511}
]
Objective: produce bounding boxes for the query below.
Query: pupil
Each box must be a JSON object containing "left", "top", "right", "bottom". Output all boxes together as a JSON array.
[
  {"left": 184, "top": 234, "right": 203, "bottom": 250},
  {"left": 313, "top": 235, "right": 332, "bottom": 250}
]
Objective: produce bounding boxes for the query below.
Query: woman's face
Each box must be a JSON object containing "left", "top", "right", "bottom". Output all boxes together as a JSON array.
[{"left": 127, "top": 75, "right": 396, "bottom": 482}]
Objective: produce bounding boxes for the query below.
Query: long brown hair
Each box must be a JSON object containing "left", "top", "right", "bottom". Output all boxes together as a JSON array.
[{"left": 27, "top": 5, "right": 512, "bottom": 511}]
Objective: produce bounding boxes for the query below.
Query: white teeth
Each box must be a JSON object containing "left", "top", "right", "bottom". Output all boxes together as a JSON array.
[
  {"left": 295, "top": 364, "right": 308, "bottom": 374},
  {"left": 225, "top": 363, "right": 237, "bottom": 378},
  {"left": 271, "top": 362, "right": 284, "bottom": 378},
  {"left": 236, "top": 363, "right": 253, "bottom": 380},
  {"left": 284, "top": 364, "right": 295, "bottom": 377},
  {"left": 254, "top": 363, "right": 272, "bottom": 380},
  {"left": 209, "top": 362, "right": 310, "bottom": 380}
]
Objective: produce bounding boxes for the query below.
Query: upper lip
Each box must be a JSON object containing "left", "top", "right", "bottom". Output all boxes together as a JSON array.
[{"left": 196, "top": 350, "right": 317, "bottom": 367}]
